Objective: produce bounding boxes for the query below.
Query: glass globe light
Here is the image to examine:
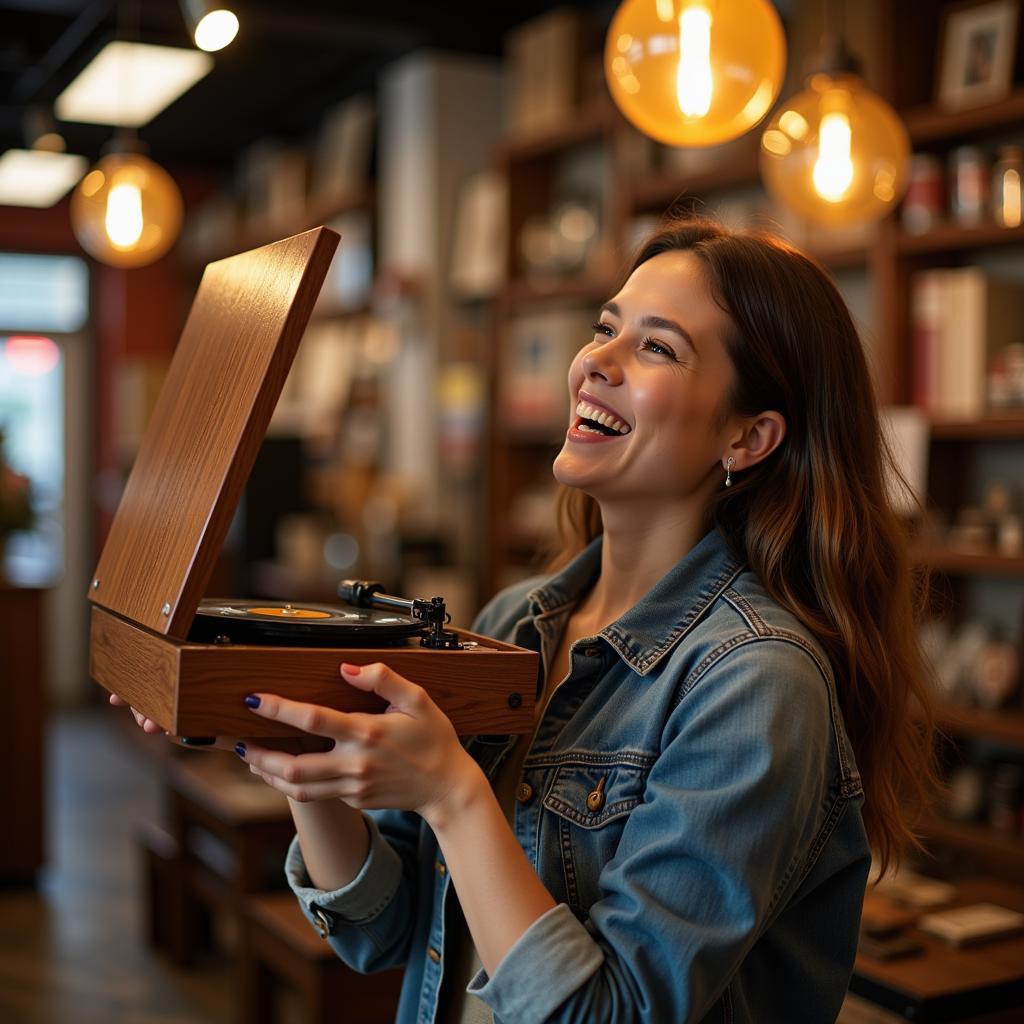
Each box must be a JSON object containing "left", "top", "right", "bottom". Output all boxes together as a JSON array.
[
  {"left": 604, "top": 0, "right": 787, "bottom": 147},
  {"left": 759, "top": 50, "right": 910, "bottom": 227},
  {"left": 70, "top": 151, "right": 183, "bottom": 268}
]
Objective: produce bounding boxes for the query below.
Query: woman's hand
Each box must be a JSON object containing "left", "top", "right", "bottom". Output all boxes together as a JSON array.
[
  {"left": 240, "top": 661, "right": 486, "bottom": 827},
  {"left": 107, "top": 692, "right": 327, "bottom": 755},
  {"left": 108, "top": 692, "right": 166, "bottom": 734}
]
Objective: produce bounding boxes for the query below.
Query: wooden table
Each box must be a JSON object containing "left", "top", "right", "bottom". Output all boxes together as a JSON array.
[{"left": 850, "top": 879, "right": 1024, "bottom": 1022}]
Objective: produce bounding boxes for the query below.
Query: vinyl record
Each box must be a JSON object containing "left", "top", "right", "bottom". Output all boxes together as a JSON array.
[{"left": 189, "top": 599, "right": 426, "bottom": 647}]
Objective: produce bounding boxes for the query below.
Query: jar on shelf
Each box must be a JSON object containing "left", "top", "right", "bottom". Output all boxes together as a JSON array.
[
  {"left": 901, "top": 153, "right": 944, "bottom": 234},
  {"left": 949, "top": 146, "right": 990, "bottom": 227},
  {"left": 991, "top": 144, "right": 1024, "bottom": 228}
]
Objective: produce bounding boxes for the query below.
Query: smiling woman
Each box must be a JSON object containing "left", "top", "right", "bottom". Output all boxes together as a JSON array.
[{"left": 117, "top": 214, "right": 939, "bottom": 1024}]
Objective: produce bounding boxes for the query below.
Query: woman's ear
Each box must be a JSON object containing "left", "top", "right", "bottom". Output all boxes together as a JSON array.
[{"left": 729, "top": 411, "right": 786, "bottom": 471}]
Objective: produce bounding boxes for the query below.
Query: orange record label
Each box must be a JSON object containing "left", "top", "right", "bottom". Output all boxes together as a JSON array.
[{"left": 248, "top": 606, "right": 332, "bottom": 619}]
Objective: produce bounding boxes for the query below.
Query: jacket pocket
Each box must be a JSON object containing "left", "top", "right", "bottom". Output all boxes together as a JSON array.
[{"left": 541, "top": 759, "right": 650, "bottom": 913}]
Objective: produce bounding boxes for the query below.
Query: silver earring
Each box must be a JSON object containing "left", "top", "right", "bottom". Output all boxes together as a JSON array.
[{"left": 724, "top": 457, "right": 735, "bottom": 487}]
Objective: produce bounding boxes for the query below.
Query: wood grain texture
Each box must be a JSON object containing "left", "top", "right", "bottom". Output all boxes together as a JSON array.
[
  {"left": 88, "top": 227, "right": 340, "bottom": 639},
  {"left": 90, "top": 607, "right": 180, "bottom": 730},
  {"left": 854, "top": 879, "right": 1024, "bottom": 1005},
  {"left": 90, "top": 607, "right": 538, "bottom": 737}
]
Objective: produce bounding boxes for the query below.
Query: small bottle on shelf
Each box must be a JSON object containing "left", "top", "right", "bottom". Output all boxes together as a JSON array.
[
  {"left": 902, "top": 153, "right": 944, "bottom": 235},
  {"left": 949, "top": 146, "right": 990, "bottom": 227},
  {"left": 991, "top": 145, "right": 1024, "bottom": 229}
]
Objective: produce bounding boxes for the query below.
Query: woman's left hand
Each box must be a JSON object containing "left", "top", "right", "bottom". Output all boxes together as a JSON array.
[{"left": 240, "top": 661, "right": 484, "bottom": 826}]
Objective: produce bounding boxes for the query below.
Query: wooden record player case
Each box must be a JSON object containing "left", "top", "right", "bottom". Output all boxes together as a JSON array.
[{"left": 88, "top": 227, "right": 537, "bottom": 737}]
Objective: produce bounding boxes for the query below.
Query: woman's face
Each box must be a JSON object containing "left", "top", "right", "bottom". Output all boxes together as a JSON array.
[{"left": 553, "top": 250, "right": 738, "bottom": 505}]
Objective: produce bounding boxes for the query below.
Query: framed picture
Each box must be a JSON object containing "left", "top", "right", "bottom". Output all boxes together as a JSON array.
[{"left": 936, "top": 0, "right": 1021, "bottom": 110}]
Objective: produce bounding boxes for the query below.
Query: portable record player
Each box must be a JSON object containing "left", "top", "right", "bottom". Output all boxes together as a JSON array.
[{"left": 88, "top": 227, "right": 537, "bottom": 738}]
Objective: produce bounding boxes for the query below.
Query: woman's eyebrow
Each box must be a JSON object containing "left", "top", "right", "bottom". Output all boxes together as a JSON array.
[{"left": 599, "top": 301, "right": 698, "bottom": 352}]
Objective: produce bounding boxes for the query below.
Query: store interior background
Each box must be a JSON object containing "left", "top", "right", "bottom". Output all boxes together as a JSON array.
[{"left": 1, "top": 0, "right": 1023, "bottom": 1021}]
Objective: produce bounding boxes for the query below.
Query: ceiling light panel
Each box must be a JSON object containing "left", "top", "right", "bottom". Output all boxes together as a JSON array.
[
  {"left": 55, "top": 41, "right": 214, "bottom": 127},
  {"left": 0, "top": 150, "right": 89, "bottom": 207}
]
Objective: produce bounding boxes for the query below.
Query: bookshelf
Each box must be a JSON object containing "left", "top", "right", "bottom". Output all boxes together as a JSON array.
[{"left": 483, "top": 0, "right": 1024, "bottom": 880}]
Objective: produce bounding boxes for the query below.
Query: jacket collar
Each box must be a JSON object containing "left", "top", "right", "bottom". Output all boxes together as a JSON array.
[{"left": 527, "top": 526, "right": 745, "bottom": 676}]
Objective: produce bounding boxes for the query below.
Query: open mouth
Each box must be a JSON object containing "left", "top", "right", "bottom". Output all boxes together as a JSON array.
[{"left": 573, "top": 398, "right": 631, "bottom": 437}]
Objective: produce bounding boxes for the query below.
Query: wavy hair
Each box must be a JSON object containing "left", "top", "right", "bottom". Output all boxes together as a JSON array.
[{"left": 545, "top": 215, "right": 938, "bottom": 874}]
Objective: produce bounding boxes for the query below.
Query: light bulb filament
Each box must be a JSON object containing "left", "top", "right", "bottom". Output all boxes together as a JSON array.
[
  {"left": 105, "top": 182, "right": 144, "bottom": 248},
  {"left": 676, "top": 6, "right": 713, "bottom": 118},
  {"left": 812, "top": 111, "right": 854, "bottom": 202}
]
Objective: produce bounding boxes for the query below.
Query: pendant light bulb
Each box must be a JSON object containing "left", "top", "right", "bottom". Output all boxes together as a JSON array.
[
  {"left": 71, "top": 148, "right": 183, "bottom": 268},
  {"left": 759, "top": 36, "right": 910, "bottom": 227},
  {"left": 605, "top": 0, "right": 786, "bottom": 147},
  {"left": 105, "top": 181, "right": 145, "bottom": 247}
]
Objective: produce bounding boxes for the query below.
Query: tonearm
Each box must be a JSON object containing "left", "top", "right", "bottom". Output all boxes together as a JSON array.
[{"left": 337, "top": 580, "right": 464, "bottom": 650}]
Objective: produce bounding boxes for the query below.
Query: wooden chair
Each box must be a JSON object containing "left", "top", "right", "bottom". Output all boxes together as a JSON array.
[{"left": 239, "top": 891, "right": 403, "bottom": 1024}]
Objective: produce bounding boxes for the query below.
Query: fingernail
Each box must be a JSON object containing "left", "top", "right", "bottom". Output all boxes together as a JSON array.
[
  {"left": 244, "top": 694, "right": 261, "bottom": 708},
  {"left": 235, "top": 742, "right": 246, "bottom": 758},
  {"left": 341, "top": 663, "right": 361, "bottom": 675}
]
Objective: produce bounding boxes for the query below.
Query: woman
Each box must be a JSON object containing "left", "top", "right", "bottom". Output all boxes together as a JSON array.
[{"left": 119, "top": 216, "right": 937, "bottom": 1022}]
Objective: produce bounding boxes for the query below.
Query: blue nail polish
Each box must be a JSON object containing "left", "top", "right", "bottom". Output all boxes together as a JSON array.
[
  {"left": 235, "top": 742, "right": 246, "bottom": 758},
  {"left": 244, "top": 694, "right": 261, "bottom": 708}
]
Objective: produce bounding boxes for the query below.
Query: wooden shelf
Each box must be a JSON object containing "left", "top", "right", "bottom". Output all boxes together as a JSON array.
[
  {"left": 929, "top": 415, "right": 1024, "bottom": 440},
  {"left": 627, "top": 142, "right": 761, "bottom": 213},
  {"left": 933, "top": 701, "right": 1024, "bottom": 746},
  {"left": 902, "top": 89, "right": 1024, "bottom": 145},
  {"left": 496, "top": 100, "right": 617, "bottom": 163},
  {"left": 911, "top": 543, "right": 1024, "bottom": 577},
  {"left": 921, "top": 814, "right": 1024, "bottom": 879},
  {"left": 896, "top": 221, "right": 1024, "bottom": 255},
  {"left": 929, "top": 417, "right": 1024, "bottom": 440},
  {"left": 807, "top": 245, "right": 870, "bottom": 271},
  {"left": 310, "top": 300, "right": 371, "bottom": 323},
  {"left": 184, "top": 186, "right": 375, "bottom": 269}
]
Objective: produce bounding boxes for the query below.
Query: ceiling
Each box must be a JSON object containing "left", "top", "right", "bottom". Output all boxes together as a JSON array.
[{"left": 0, "top": 0, "right": 614, "bottom": 174}]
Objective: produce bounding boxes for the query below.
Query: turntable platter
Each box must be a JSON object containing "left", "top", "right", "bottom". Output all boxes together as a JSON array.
[{"left": 189, "top": 599, "right": 427, "bottom": 647}]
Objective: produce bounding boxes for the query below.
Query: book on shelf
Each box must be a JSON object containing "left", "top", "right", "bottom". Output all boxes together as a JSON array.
[
  {"left": 504, "top": 9, "right": 581, "bottom": 138},
  {"left": 910, "top": 267, "right": 1024, "bottom": 419}
]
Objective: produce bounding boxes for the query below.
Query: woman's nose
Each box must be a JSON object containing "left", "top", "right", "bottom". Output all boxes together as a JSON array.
[{"left": 581, "top": 342, "right": 623, "bottom": 385}]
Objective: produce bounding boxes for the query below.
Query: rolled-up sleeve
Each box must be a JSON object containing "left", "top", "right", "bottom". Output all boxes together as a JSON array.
[
  {"left": 468, "top": 639, "right": 842, "bottom": 1023},
  {"left": 285, "top": 808, "right": 423, "bottom": 972}
]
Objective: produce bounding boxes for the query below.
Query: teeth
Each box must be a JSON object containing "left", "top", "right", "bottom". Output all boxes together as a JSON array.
[{"left": 574, "top": 400, "right": 631, "bottom": 434}]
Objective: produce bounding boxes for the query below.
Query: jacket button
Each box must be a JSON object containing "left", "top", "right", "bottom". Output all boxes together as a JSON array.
[
  {"left": 586, "top": 775, "right": 607, "bottom": 812},
  {"left": 312, "top": 907, "right": 331, "bottom": 939},
  {"left": 583, "top": 645, "right": 601, "bottom": 658},
  {"left": 435, "top": 859, "right": 446, "bottom": 875},
  {"left": 515, "top": 782, "right": 534, "bottom": 803},
  {"left": 428, "top": 946, "right": 442, "bottom": 964}
]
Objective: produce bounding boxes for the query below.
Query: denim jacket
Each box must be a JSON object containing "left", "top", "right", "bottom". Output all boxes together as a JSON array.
[{"left": 286, "top": 526, "right": 871, "bottom": 1023}]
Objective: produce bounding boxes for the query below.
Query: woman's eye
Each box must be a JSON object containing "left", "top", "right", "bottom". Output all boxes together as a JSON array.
[
  {"left": 591, "top": 320, "right": 615, "bottom": 338},
  {"left": 641, "top": 337, "right": 677, "bottom": 359}
]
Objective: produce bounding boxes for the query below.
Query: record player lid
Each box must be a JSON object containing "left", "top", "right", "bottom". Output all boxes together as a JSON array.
[{"left": 88, "top": 227, "right": 340, "bottom": 639}]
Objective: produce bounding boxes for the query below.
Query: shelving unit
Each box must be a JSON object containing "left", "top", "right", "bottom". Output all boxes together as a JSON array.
[{"left": 483, "top": 0, "right": 1024, "bottom": 880}]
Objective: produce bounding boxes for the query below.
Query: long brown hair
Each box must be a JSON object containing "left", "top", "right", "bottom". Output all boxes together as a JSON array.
[{"left": 547, "top": 215, "right": 938, "bottom": 874}]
